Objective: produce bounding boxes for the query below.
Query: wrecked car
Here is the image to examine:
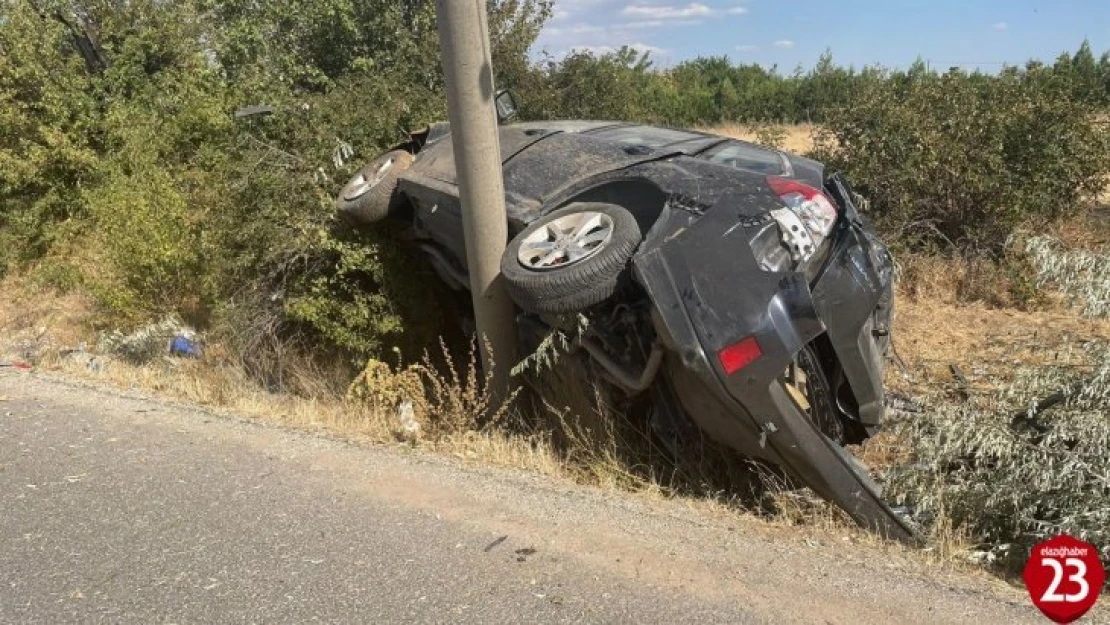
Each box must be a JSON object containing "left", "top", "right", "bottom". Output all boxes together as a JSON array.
[{"left": 335, "top": 96, "right": 912, "bottom": 542}]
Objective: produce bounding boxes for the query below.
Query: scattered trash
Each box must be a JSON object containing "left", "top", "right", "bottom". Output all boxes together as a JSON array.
[
  {"left": 0, "top": 361, "right": 32, "bottom": 370},
  {"left": 169, "top": 335, "right": 202, "bottom": 359},
  {"left": 98, "top": 315, "right": 201, "bottom": 364},
  {"left": 61, "top": 344, "right": 107, "bottom": 373},
  {"left": 396, "top": 399, "right": 420, "bottom": 440},
  {"left": 483, "top": 535, "right": 508, "bottom": 553}
]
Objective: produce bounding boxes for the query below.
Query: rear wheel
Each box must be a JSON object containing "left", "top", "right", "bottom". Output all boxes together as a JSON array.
[
  {"left": 783, "top": 344, "right": 847, "bottom": 444},
  {"left": 783, "top": 343, "right": 885, "bottom": 493},
  {"left": 501, "top": 202, "right": 642, "bottom": 314}
]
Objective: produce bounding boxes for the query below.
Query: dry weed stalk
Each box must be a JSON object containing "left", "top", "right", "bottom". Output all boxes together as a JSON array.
[{"left": 347, "top": 339, "right": 518, "bottom": 442}]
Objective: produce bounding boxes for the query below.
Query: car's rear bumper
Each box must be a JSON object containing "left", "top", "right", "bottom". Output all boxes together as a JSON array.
[{"left": 634, "top": 205, "right": 916, "bottom": 543}]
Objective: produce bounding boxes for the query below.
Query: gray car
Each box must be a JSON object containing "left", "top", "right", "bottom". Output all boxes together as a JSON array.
[{"left": 337, "top": 113, "right": 910, "bottom": 542}]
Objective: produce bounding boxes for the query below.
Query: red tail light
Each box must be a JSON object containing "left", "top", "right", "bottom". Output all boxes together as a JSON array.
[
  {"left": 766, "top": 176, "right": 835, "bottom": 205},
  {"left": 765, "top": 176, "right": 839, "bottom": 263},
  {"left": 718, "top": 336, "right": 762, "bottom": 375}
]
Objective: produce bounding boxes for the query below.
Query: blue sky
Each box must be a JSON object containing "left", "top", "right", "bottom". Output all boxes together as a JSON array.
[{"left": 534, "top": 0, "right": 1109, "bottom": 72}]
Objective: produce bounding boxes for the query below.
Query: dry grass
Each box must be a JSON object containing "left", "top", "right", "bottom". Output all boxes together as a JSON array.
[
  {"left": 0, "top": 274, "right": 875, "bottom": 545},
  {"left": 0, "top": 275, "right": 568, "bottom": 479},
  {"left": 5, "top": 250, "right": 1104, "bottom": 573},
  {"left": 893, "top": 296, "right": 1110, "bottom": 378},
  {"left": 701, "top": 123, "right": 818, "bottom": 154}
]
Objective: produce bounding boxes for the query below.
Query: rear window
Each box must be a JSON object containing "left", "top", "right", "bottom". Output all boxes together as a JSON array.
[
  {"left": 589, "top": 125, "right": 704, "bottom": 149},
  {"left": 701, "top": 141, "right": 786, "bottom": 175}
]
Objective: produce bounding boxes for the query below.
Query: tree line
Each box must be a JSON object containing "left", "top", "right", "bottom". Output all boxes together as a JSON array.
[{"left": 517, "top": 41, "right": 1110, "bottom": 125}]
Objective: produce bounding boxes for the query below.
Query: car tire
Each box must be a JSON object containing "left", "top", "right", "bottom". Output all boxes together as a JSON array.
[
  {"left": 501, "top": 202, "right": 642, "bottom": 314},
  {"left": 335, "top": 149, "right": 414, "bottom": 225},
  {"left": 786, "top": 344, "right": 848, "bottom": 445}
]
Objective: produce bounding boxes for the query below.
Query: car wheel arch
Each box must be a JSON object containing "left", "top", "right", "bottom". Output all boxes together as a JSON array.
[{"left": 549, "top": 178, "right": 670, "bottom": 236}]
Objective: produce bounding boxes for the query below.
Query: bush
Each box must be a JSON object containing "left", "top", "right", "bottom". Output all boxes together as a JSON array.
[
  {"left": 886, "top": 344, "right": 1110, "bottom": 571},
  {"left": 1, "top": 0, "right": 1108, "bottom": 384},
  {"left": 0, "top": 0, "right": 550, "bottom": 384},
  {"left": 0, "top": 2, "right": 99, "bottom": 266},
  {"left": 812, "top": 68, "right": 1110, "bottom": 255},
  {"left": 887, "top": 241, "right": 1110, "bottom": 571}
]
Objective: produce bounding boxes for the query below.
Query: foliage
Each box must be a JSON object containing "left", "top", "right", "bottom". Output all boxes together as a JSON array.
[
  {"left": 522, "top": 44, "right": 1110, "bottom": 127},
  {"left": 1026, "top": 236, "right": 1110, "bottom": 317},
  {"left": 0, "top": 1, "right": 99, "bottom": 270},
  {"left": 348, "top": 340, "right": 518, "bottom": 441},
  {"left": 887, "top": 243, "right": 1110, "bottom": 570},
  {"left": 887, "top": 344, "right": 1110, "bottom": 570},
  {"left": 0, "top": 0, "right": 550, "bottom": 383},
  {"left": 2, "top": 0, "right": 1109, "bottom": 386},
  {"left": 752, "top": 123, "right": 788, "bottom": 150},
  {"left": 811, "top": 67, "right": 1110, "bottom": 255}
]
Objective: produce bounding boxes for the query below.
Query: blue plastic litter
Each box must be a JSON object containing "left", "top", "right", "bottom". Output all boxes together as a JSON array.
[{"left": 169, "top": 335, "right": 202, "bottom": 359}]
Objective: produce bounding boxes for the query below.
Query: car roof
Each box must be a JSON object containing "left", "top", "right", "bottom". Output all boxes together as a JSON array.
[
  {"left": 506, "top": 120, "right": 805, "bottom": 165},
  {"left": 508, "top": 120, "right": 627, "bottom": 134},
  {"left": 509, "top": 120, "right": 728, "bottom": 155}
]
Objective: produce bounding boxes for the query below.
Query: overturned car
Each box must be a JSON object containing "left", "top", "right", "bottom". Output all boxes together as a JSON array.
[{"left": 336, "top": 107, "right": 912, "bottom": 542}]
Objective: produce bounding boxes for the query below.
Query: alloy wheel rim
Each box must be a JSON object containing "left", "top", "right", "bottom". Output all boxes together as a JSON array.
[
  {"left": 344, "top": 157, "right": 395, "bottom": 200},
  {"left": 518, "top": 211, "right": 615, "bottom": 270}
]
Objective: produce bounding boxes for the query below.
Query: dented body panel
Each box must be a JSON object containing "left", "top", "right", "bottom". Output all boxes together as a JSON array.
[{"left": 391, "top": 120, "right": 913, "bottom": 541}]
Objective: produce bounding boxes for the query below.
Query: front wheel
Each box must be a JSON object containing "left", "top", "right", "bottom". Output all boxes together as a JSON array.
[
  {"left": 335, "top": 149, "right": 414, "bottom": 225},
  {"left": 500, "top": 202, "right": 642, "bottom": 314}
]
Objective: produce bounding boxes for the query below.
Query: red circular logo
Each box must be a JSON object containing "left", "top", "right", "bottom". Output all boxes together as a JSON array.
[{"left": 1024, "top": 535, "right": 1106, "bottom": 623}]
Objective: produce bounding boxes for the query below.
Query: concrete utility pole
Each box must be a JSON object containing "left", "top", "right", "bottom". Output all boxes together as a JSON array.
[{"left": 435, "top": 0, "right": 518, "bottom": 401}]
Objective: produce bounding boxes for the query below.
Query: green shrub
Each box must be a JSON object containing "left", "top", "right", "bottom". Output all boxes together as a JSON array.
[
  {"left": 887, "top": 344, "right": 1110, "bottom": 570},
  {"left": 887, "top": 241, "right": 1110, "bottom": 570},
  {"left": 86, "top": 157, "right": 206, "bottom": 320},
  {"left": 812, "top": 68, "right": 1110, "bottom": 255},
  {"left": 0, "top": 2, "right": 99, "bottom": 263},
  {"left": 0, "top": 0, "right": 549, "bottom": 383},
  {"left": 1026, "top": 235, "right": 1110, "bottom": 317},
  {"left": 2, "top": 0, "right": 1107, "bottom": 385}
]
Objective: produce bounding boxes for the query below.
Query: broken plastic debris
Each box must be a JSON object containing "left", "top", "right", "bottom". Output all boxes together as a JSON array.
[
  {"left": 170, "top": 335, "right": 203, "bottom": 359},
  {"left": 397, "top": 399, "right": 420, "bottom": 439}
]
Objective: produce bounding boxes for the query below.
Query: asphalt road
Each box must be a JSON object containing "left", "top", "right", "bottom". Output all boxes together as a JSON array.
[{"left": 0, "top": 371, "right": 1048, "bottom": 624}]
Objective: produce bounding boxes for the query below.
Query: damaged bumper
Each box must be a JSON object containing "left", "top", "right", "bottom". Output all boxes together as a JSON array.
[{"left": 634, "top": 196, "right": 916, "bottom": 543}]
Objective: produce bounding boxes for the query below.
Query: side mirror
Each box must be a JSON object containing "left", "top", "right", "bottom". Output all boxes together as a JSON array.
[{"left": 494, "top": 89, "right": 518, "bottom": 124}]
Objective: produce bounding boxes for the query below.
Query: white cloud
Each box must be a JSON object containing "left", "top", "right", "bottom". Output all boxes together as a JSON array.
[
  {"left": 571, "top": 42, "right": 669, "bottom": 56},
  {"left": 991, "top": 21, "right": 1008, "bottom": 31},
  {"left": 735, "top": 44, "right": 758, "bottom": 52},
  {"left": 773, "top": 39, "right": 795, "bottom": 49},
  {"left": 622, "top": 3, "right": 713, "bottom": 19},
  {"left": 621, "top": 19, "right": 704, "bottom": 29},
  {"left": 571, "top": 24, "right": 606, "bottom": 34},
  {"left": 551, "top": 0, "right": 623, "bottom": 22},
  {"left": 539, "top": 1, "right": 738, "bottom": 61}
]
